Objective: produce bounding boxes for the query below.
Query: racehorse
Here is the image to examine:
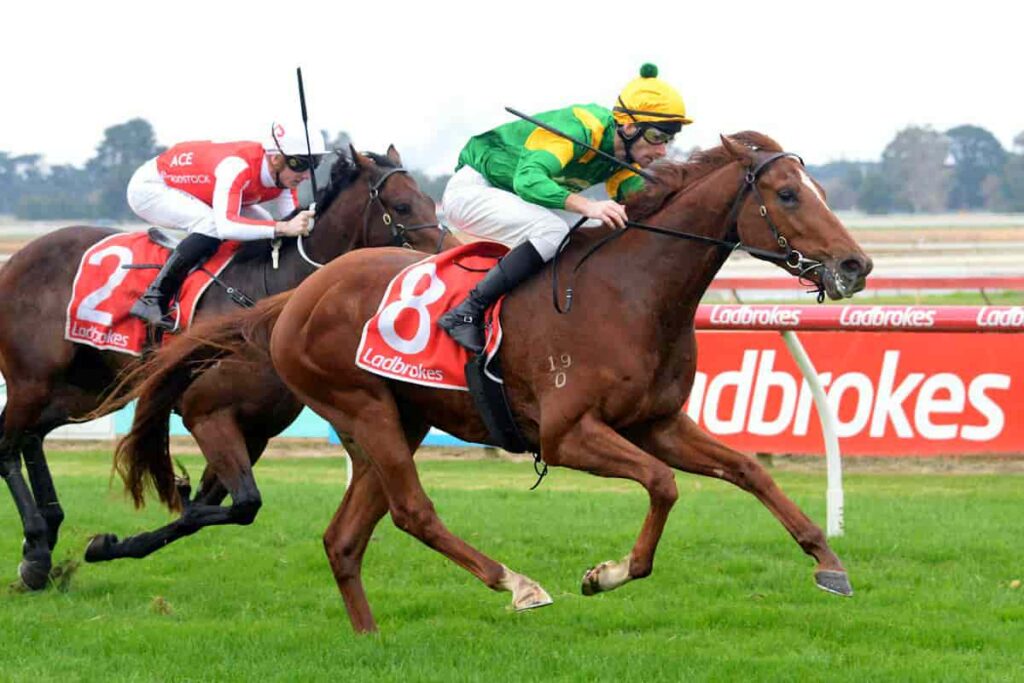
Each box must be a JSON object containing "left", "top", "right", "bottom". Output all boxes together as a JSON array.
[
  {"left": 0, "top": 145, "right": 451, "bottom": 589},
  {"left": 81, "top": 150, "right": 459, "bottom": 566},
  {"left": 109, "top": 132, "right": 872, "bottom": 633}
]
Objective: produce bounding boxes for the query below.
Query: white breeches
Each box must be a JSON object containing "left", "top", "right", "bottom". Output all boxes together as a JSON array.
[
  {"left": 126, "top": 159, "right": 272, "bottom": 238},
  {"left": 440, "top": 166, "right": 605, "bottom": 261}
]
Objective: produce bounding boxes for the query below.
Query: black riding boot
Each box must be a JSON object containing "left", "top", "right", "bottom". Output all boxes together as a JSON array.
[
  {"left": 438, "top": 241, "right": 546, "bottom": 354},
  {"left": 130, "top": 233, "right": 221, "bottom": 329}
]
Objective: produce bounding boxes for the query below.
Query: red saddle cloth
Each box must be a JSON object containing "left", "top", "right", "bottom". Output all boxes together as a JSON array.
[
  {"left": 65, "top": 232, "right": 239, "bottom": 356},
  {"left": 357, "top": 241, "right": 509, "bottom": 390}
]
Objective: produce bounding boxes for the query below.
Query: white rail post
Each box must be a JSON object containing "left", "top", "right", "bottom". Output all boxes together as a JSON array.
[{"left": 780, "top": 330, "right": 844, "bottom": 537}]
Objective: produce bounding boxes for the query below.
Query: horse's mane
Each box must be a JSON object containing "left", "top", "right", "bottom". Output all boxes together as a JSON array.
[
  {"left": 233, "top": 150, "right": 400, "bottom": 263},
  {"left": 625, "top": 131, "right": 782, "bottom": 221}
]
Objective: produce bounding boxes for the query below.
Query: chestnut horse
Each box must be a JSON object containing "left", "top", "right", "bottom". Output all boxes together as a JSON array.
[
  {"left": 0, "top": 146, "right": 449, "bottom": 589},
  {"left": 115, "top": 132, "right": 872, "bottom": 632}
]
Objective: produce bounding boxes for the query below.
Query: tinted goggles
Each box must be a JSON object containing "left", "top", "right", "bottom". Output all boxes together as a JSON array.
[
  {"left": 284, "top": 154, "right": 322, "bottom": 173},
  {"left": 640, "top": 125, "right": 675, "bottom": 146}
]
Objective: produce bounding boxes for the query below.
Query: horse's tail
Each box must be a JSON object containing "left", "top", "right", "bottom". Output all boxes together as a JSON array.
[{"left": 109, "top": 291, "right": 293, "bottom": 511}]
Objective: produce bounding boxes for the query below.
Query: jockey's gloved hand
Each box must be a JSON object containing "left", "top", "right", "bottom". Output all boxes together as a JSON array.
[{"left": 276, "top": 209, "right": 315, "bottom": 237}]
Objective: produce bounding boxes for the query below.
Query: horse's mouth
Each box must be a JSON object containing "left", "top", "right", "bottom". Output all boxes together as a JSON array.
[{"left": 821, "top": 266, "right": 867, "bottom": 300}]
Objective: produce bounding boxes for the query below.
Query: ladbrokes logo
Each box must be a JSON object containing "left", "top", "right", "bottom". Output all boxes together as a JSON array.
[
  {"left": 976, "top": 306, "right": 1024, "bottom": 329},
  {"left": 359, "top": 346, "right": 444, "bottom": 383},
  {"left": 686, "top": 349, "right": 1011, "bottom": 442},
  {"left": 839, "top": 306, "right": 936, "bottom": 328},
  {"left": 69, "top": 322, "right": 130, "bottom": 349},
  {"left": 708, "top": 305, "right": 801, "bottom": 327}
]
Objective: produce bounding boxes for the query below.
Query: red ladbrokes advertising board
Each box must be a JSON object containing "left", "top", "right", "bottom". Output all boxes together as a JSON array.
[{"left": 688, "top": 331, "right": 1020, "bottom": 455}]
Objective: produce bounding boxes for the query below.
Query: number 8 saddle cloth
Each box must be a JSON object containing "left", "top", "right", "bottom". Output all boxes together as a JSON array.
[{"left": 357, "top": 241, "right": 509, "bottom": 390}]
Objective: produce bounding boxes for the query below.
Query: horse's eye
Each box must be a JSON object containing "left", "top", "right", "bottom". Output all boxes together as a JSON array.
[
  {"left": 394, "top": 203, "right": 412, "bottom": 215},
  {"left": 778, "top": 188, "right": 798, "bottom": 204}
]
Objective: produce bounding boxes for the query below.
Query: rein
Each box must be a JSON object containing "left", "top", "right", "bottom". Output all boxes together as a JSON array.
[{"left": 552, "top": 152, "right": 826, "bottom": 313}]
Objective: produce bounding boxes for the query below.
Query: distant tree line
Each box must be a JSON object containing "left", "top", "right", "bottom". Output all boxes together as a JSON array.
[
  {"left": 2, "top": 119, "right": 1023, "bottom": 220},
  {"left": 808, "top": 125, "right": 1024, "bottom": 214},
  {"left": 0, "top": 119, "right": 454, "bottom": 221}
]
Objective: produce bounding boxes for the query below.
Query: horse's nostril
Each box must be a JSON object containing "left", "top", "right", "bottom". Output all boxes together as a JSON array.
[{"left": 840, "top": 258, "right": 865, "bottom": 278}]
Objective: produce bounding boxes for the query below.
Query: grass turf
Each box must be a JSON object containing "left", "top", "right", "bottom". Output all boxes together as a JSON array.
[{"left": 1, "top": 451, "right": 1021, "bottom": 681}]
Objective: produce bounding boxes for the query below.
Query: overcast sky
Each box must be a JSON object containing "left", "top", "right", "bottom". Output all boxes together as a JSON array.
[{"left": 4, "top": 1, "right": 1020, "bottom": 175}]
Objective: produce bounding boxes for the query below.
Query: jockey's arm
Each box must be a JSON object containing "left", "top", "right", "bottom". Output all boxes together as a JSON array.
[
  {"left": 513, "top": 140, "right": 627, "bottom": 229},
  {"left": 211, "top": 157, "right": 278, "bottom": 240}
]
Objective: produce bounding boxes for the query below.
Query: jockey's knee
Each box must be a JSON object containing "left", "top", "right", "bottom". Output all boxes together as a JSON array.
[{"left": 526, "top": 233, "right": 563, "bottom": 261}]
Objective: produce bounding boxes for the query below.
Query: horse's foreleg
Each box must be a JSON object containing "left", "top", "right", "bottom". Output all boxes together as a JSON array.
[
  {"left": 544, "top": 413, "right": 678, "bottom": 595},
  {"left": 86, "top": 413, "right": 262, "bottom": 563},
  {"left": 633, "top": 412, "right": 851, "bottom": 596},
  {"left": 0, "top": 402, "right": 54, "bottom": 590}
]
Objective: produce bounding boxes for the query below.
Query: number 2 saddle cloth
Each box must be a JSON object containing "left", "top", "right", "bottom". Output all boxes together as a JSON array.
[
  {"left": 357, "top": 241, "right": 509, "bottom": 390},
  {"left": 65, "top": 232, "right": 239, "bottom": 356}
]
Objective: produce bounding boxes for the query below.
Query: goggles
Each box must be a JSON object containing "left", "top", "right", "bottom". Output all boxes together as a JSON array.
[
  {"left": 640, "top": 126, "right": 675, "bottom": 146},
  {"left": 283, "top": 154, "right": 321, "bottom": 173},
  {"left": 271, "top": 124, "right": 323, "bottom": 173}
]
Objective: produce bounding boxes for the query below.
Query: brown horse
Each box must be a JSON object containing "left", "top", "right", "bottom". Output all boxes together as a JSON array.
[
  {"left": 81, "top": 151, "right": 460, "bottom": 566},
  {"left": 0, "top": 145, "right": 450, "bottom": 589},
  {"left": 116, "top": 132, "right": 873, "bottom": 633}
]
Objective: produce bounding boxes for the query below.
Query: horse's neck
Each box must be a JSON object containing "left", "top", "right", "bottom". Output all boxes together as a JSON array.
[
  {"left": 267, "top": 201, "right": 367, "bottom": 291},
  {"left": 617, "top": 165, "right": 744, "bottom": 330}
]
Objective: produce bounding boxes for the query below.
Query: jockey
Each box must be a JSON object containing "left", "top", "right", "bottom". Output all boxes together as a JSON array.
[
  {"left": 438, "top": 63, "right": 692, "bottom": 353},
  {"left": 125, "top": 121, "right": 328, "bottom": 328}
]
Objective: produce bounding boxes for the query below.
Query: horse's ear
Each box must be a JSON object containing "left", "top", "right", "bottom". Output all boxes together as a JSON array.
[
  {"left": 720, "top": 134, "right": 754, "bottom": 166},
  {"left": 386, "top": 144, "right": 402, "bottom": 166},
  {"left": 350, "top": 144, "right": 371, "bottom": 169}
]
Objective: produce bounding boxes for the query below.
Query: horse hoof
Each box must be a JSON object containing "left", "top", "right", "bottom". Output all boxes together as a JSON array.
[
  {"left": 513, "top": 586, "right": 553, "bottom": 612},
  {"left": 815, "top": 570, "right": 853, "bottom": 596},
  {"left": 581, "top": 565, "right": 603, "bottom": 596},
  {"left": 18, "top": 559, "right": 51, "bottom": 591},
  {"left": 84, "top": 534, "right": 119, "bottom": 563},
  {"left": 581, "top": 557, "right": 631, "bottom": 596}
]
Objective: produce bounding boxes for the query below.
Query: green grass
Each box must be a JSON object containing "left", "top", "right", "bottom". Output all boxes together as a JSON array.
[{"left": 1, "top": 451, "right": 1022, "bottom": 682}]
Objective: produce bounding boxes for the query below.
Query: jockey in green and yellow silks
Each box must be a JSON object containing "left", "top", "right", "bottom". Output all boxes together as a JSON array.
[{"left": 438, "top": 63, "right": 693, "bottom": 353}]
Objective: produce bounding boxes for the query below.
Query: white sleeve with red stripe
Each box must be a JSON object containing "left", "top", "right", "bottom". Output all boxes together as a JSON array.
[{"left": 212, "top": 156, "right": 277, "bottom": 240}]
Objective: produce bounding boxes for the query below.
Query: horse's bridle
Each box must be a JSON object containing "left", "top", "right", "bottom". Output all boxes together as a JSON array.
[
  {"left": 553, "top": 151, "right": 828, "bottom": 313},
  {"left": 363, "top": 167, "right": 449, "bottom": 254},
  {"left": 297, "top": 165, "right": 450, "bottom": 270}
]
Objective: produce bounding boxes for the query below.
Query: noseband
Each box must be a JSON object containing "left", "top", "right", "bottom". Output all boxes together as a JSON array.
[{"left": 364, "top": 167, "right": 449, "bottom": 254}]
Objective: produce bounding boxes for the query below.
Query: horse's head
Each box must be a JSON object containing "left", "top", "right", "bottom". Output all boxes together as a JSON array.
[
  {"left": 720, "top": 134, "right": 872, "bottom": 299},
  {"left": 313, "top": 145, "right": 456, "bottom": 256}
]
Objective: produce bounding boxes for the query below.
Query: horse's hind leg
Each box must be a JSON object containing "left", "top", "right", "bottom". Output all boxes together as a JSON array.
[
  {"left": 22, "top": 434, "right": 64, "bottom": 550},
  {"left": 312, "top": 393, "right": 551, "bottom": 617},
  {"left": 86, "top": 413, "right": 264, "bottom": 562},
  {"left": 323, "top": 441, "right": 389, "bottom": 633},
  {"left": 632, "top": 412, "right": 851, "bottom": 596},
  {"left": 542, "top": 413, "right": 679, "bottom": 596},
  {"left": 0, "top": 399, "right": 54, "bottom": 589}
]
